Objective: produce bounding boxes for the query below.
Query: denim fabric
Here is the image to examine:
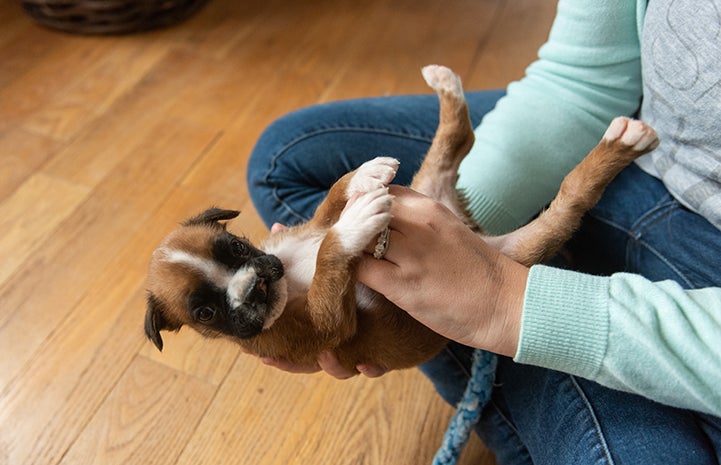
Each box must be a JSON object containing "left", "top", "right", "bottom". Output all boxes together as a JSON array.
[
  {"left": 247, "top": 91, "right": 504, "bottom": 228},
  {"left": 246, "top": 92, "right": 721, "bottom": 464}
]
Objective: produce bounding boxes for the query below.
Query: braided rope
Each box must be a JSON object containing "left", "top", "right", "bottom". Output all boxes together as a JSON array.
[{"left": 432, "top": 349, "right": 497, "bottom": 465}]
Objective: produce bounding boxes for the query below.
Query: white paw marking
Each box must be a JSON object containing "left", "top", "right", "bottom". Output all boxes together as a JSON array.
[
  {"left": 602, "top": 116, "right": 628, "bottom": 141},
  {"left": 347, "top": 157, "right": 399, "bottom": 197},
  {"left": 603, "top": 116, "right": 659, "bottom": 151},
  {"left": 422, "top": 65, "right": 463, "bottom": 96},
  {"left": 334, "top": 187, "right": 393, "bottom": 254}
]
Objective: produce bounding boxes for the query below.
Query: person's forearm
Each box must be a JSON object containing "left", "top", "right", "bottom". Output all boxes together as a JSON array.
[
  {"left": 459, "top": 0, "right": 644, "bottom": 234},
  {"left": 517, "top": 265, "right": 721, "bottom": 416}
]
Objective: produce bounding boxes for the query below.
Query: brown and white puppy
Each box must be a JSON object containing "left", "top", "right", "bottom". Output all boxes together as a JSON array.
[{"left": 144, "top": 65, "right": 659, "bottom": 372}]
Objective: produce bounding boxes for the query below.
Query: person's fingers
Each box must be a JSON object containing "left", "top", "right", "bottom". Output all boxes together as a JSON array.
[
  {"left": 318, "top": 350, "right": 358, "bottom": 379},
  {"left": 357, "top": 363, "right": 387, "bottom": 378},
  {"left": 372, "top": 228, "right": 407, "bottom": 264},
  {"left": 270, "top": 223, "right": 287, "bottom": 234}
]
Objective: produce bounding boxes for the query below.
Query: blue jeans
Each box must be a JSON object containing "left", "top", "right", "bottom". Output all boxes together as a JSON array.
[{"left": 247, "top": 92, "right": 721, "bottom": 464}]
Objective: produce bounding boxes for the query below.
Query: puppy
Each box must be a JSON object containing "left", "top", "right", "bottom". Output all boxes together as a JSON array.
[{"left": 144, "top": 65, "right": 659, "bottom": 372}]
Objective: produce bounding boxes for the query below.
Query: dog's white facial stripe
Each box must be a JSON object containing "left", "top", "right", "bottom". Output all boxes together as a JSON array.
[
  {"left": 227, "top": 267, "right": 255, "bottom": 309},
  {"left": 158, "top": 248, "right": 233, "bottom": 289},
  {"left": 160, "top": 248, "right": 269, "bottom": 313}
]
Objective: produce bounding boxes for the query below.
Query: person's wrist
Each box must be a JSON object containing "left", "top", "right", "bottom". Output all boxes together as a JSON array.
[{"left": 475, "top": 253, "right": 528, "bottom": 357}]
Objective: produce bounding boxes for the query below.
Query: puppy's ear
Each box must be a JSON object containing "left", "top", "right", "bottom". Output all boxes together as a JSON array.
[
  {"left": 183, "top": 208, "right": 240, "bottom": 226},
  {"left": 144, "top": 293, "right": 180, "bottom": 352}
]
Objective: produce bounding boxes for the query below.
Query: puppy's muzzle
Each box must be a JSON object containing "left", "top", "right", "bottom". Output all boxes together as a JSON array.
[
  {"left": 228, "top": 254, "right": 284, "bottom": 339},
  {"left": 252, "top": 254, "right": 284, "bottom": 282},
  {"left": 244, "top": 254, "right": 284, "bottom": 306}
]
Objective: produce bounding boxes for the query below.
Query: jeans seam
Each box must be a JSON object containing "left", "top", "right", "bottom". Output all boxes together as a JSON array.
[
  {"left": 442, "top": 345, "right": 473, "bottom": 380},
  {"left": 264, "top": 126, "right": 435, "bottom": 222},
  {"left": 589, "top": 201, "right": 694, "bottom": 287},
  {"left": 629, "top": 198, "right": 678, "bottom": 234},
  {"left": 570, "top": 376, "right": 616, "bottom": 465},
  {"left": 487, "top": 399, "right": 526, "bottom": 442},
  {"left": 635, "top": 239, "right": 695, "bottom": 287},
  {"left": 590, "top": 199, "right": 677, "bottom": 241}
]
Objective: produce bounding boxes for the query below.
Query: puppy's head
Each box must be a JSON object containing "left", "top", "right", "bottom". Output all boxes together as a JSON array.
[{"left": 144, "top": 208, "right": 287, "bottom": 351}]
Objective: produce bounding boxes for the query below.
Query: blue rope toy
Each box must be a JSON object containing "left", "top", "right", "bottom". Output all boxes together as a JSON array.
[{"left": 432, "top": 349, "right": 497, "bottom": 465}]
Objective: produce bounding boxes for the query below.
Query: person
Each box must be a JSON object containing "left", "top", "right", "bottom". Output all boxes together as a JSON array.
[{"left": 246, "top": 0, "right": 721, "bottom": 463}]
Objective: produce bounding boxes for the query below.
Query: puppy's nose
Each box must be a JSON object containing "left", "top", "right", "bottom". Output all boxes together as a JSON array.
[{"left": 252, "top": 254, "right": 284, "bottom": 281}]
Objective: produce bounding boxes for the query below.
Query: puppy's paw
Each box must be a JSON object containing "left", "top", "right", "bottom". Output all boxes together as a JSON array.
[
  {"left": 347, "top": 157, "right": 399, "bottom": 197},
  {"left": 603, "top": 117, "right": 660, "bottom": 152},
  {"left": 334, "top": 187, "right": 392, "bottom": 255},
  {"left": 422, "top": 65, "right": 463, "bottom": 97}
]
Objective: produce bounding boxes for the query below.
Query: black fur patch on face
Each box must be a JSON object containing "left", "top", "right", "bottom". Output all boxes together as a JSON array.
[
  {"left": 188, "top": 282, "right": 229, "bottom": 331},
  {"left": 211, "top": 232, "right": 263, "bottom": 270},
  {"left": 187, "top": 280, "right": 265, "bottom": 339}
]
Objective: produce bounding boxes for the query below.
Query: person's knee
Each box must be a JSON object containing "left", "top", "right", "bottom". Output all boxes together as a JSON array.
[{"left": 248, "top": 108, "right": 308, "bottom": 183}]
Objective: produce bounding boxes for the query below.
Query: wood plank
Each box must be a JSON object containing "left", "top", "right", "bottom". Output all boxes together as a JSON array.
[
  {"left": 0, "top": 116, "right": 220, "bottom": 393},
  {"left": 176, "top": 353, "right": 492, "bottom": 465},
  {"left": 0, "top": 34, "right": 113, "bottom": 132},
  {"left": 0, "top": 173, "right": 88, "bottom": 287},
  {"left": 264, "top": 371, "right": 459, "bottom": 464},
  {"left": 37, "top": 49, "right": 215, "bottom": 188},
  {"left": 167, "top": 0, "right": 269, "bottom": 60},
  {"left": 0, "top": 286, "right": 148, "bottom": 465},
  {"left": 466, "top": 0, "right": 558, "bottom": 89},
  {"left": 58, "top": 356, "right": 216, "bottom": 465},
  {"left": 0, "top": 126, "right": 64, "bottom": 200},
  {"left": 0, "top": 21, "right": 56, "bottom": 88},
  {"left": 316, "top": 0, "right": 501, "bottom": 101},
  {"left": 20, "top": 37, "right": 171, "bottom": 141},
  {"left": 0, "top": 185, "right": 245, "bottom": 465}
]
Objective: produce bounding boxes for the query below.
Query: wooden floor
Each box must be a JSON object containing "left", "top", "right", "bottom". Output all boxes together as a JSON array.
[{"left": 0, "top": 1, "right": 556, "bottom": 464}]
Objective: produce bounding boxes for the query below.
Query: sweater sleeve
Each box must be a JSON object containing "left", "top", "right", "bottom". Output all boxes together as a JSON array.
[
  {"left": 516, "top": 265, "right": 721, "bottom": 416},
  {"left": 458, "top": 0, "right": 644, "bottom": 234}
]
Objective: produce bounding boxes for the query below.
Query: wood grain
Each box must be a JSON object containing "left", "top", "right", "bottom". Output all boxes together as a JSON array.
[{"left": 0, "top": 0, "right": 556, "bottom": 464}]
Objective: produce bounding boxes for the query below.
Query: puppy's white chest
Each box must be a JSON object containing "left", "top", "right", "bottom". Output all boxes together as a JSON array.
[{"left": 263, "top": 232, "right": 322, "bottom": 299}]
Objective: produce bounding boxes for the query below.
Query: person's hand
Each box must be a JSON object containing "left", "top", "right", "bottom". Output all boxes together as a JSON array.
[
  {"left": 259, "top": 350, "right": 387, "bottom": 379},
  {"left": 358, "top": 185, "right": 529, "bottom": 357}
]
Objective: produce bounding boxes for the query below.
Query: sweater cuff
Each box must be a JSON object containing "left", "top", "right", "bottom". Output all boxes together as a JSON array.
[
  {"left": 515, "top": 265, "right": 611, "bottom": 379},
  {"left": 456, "top": 186, "right": 521, "bottom": 235}
]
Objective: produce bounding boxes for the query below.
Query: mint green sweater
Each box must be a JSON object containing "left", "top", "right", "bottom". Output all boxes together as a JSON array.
[{"left": 458, "top": 0, "right": 721, "bottom": 416}]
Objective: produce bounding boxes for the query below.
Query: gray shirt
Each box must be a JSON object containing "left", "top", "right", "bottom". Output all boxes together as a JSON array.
[{"left": 637, "top": 0, "right": 721, "bottom": 229}]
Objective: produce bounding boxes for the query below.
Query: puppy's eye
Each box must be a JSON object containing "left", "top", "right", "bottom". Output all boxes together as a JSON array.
[
  {"left": 231, "top": 239, "right": 249, "bottom": 258},
  {"left": 195, "top": 306, "right": 216, "bottom": 323}
]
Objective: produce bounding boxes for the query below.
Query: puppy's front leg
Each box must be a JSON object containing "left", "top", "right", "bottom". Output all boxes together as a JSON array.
[
  {"left": 309, "top": 157, "right": 399, "bottom": 229},
  {"left": 307, "top": 187, "right": 394, "bottom": 346}
]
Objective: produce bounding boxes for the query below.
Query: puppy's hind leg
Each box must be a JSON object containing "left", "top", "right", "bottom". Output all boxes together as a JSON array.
[
  {"left": 411, "top": 65, "right": 476, "bottom": 224},
  {"left": 488, "top": 117, "right": 659, "bottom": 266}
]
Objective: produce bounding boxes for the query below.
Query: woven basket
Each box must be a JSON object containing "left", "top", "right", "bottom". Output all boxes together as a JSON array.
[{"left": 21, "top": 0, "right": 209, "bottom": 35}]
